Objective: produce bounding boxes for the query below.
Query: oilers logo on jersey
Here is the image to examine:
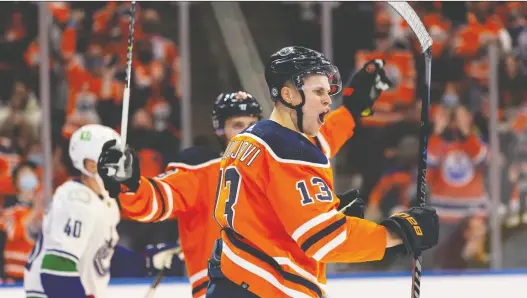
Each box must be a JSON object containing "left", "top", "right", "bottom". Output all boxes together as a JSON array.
[{"left": 441, "top": 150, "right": 475, "bottom": 187}]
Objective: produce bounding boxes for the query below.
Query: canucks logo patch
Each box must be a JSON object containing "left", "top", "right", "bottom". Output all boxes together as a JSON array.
[{"left": 80, "top": 131, "right": 91, "bottom": 141}]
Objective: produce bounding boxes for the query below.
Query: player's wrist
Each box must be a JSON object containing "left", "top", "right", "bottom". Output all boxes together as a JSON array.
[{"left": 385, "top": 228, "right": 403, "bottom": 248}]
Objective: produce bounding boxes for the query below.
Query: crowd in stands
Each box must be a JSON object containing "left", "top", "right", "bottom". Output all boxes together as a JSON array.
[
  {"left": 0, "top": 1, "right": 526, "bottom": 282},
  {"left": 338, "top": 1, "right": 527, "bottom": 272},
  {"left": 0, "top": 2, "right": 182, "bottom": 283}
]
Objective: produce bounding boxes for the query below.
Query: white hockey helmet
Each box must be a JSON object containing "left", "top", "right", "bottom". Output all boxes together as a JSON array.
[{"left": 69, "top": 124, "right": 122, "bottom": 177}]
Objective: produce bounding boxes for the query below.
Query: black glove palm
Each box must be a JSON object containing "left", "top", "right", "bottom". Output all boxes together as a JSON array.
[
  {"left": 343, "top": 59, "right": 392, "bottom": 119},
  {"left": 97, "top": 139, "right": 141, "bottom": 198},
  {"left": 337, "top": 189, "right": 365, "bottom": 218}
]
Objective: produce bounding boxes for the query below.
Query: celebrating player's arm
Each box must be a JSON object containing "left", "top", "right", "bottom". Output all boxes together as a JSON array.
[
  {"left": 267, "top": 158, "right": 436, "bottom": 263},
  {"left": 96, "top": 140, "right": 206, "bottom": 223},
  {"left": 313, "top": 59, "right": 392, "bottom": 159}
]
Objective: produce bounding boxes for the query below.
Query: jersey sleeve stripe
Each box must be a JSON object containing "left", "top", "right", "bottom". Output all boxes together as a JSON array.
[
  {"left": 300, "top": 217, "right": 346, "bottom": 252},
  {"left": 312, "top": 230, "right": 347, "bottom": 261},
  {"left": 191, "top": 281, "right": 208, "bottom": 296},
  {"left": 121, "top": 194, "right": 152, "bottom": 218},
  {"left": 155, "top": 179, "right": 174, "bottom": 221},
  {"left": 189, "top": 269, "right": 208, "bottom": 284},
  {"left": 40, "top": 268, "right": 80, "bottom": 277},
  {"left": 146, "top": 178, "right": 167, "bottom": 222},
  {"left": 273, "top": 257, "right": 327, "bottom": 292},
  {"left": 222, "top": 241, "right": 312, "bottom": 298},
  {"left": 225, "top": 229, "right": 323, "bottom": 297},
  {"left": 45, "top": 249, "right": 79, "bottom": 262},
  {"left": 292, "top": 209, "right": 339, "bottom": 241},
  {"left": 137, "top": 181, "right": 159, "bottom": 222}
]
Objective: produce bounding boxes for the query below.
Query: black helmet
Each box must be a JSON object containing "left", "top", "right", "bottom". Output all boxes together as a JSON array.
[
  {"left": 212, "top": 91, "right": 263, "bottom": 136},
  {"left": 264, "top": 46, "right": 341, "bottom": 133},
  {"left": 264, "top": 46, "right": 342, "bottom": 102}
]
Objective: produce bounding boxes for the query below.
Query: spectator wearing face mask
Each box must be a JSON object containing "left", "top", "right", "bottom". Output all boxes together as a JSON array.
[{"left": 0, "top": 161, "right": 43, "bottom": 282}]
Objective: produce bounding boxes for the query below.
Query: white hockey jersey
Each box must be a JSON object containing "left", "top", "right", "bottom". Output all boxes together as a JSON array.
[{"left": 24, "top": 180, "right": 120, "bottom": 298}]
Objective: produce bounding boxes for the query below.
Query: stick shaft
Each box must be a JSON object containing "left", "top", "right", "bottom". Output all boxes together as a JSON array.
[
  {"left": 411, "top": 47, "right": 432, "bottom": 298},
  {"left": 144, "top": 270, "right": 165, "bottom": 298},
  {"left": 143, "top": 246, "right": 183, "bottom": 298},
  {"left": 120, "top": 1, "right": 136, "bottom": 149}
]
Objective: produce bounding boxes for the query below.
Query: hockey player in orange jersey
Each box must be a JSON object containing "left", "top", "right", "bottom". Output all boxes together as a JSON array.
[
  {"left": 205, "top": 46, "right": 439, "bottom": 297},
  {"left": 97, "top": 85, "right": 364, "bottom": 297},
  {"left": 95, "top": 48, "right": 410, "bottom": 297}
]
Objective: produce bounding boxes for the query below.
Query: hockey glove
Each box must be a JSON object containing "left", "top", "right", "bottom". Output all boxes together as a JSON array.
[
  {"left": 144, "top": 243, "right": 182, "bottom": 276},
  {"left": 380, "top": 206, "right": 439, "bottom": 257},
  {"left": 337, "top": 189, "right": 365, "bottom": 218},
  {"left": 342, "top": 59, "right": 392, "bottom": 119},
  {"left": 97, "top": 139, "right": 140, "bottom": 198}
]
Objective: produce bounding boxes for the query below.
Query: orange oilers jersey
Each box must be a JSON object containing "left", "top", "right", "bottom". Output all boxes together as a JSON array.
[
  {"left": 213, "top": 119, "right": 387, "bottom": 298},
  {"left": 117, "top": 106, "right": 356, "bottom": 298},
  {"left": 427, "top": 134, "right": 488, "bottom": 221},
  {"left": 0, "top": 205, "right": 37, "bottom": 279}
]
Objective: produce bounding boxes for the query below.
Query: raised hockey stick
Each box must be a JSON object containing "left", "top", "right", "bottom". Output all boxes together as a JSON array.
[
  {"left": 144, "top": 246, "right": 183, "bottom": 298},
  {"left": 116, "top": 1, "right": 136, "bottom": 177},
  {"left": 386, "top": 2, "right": 432, "bottom": 298}
]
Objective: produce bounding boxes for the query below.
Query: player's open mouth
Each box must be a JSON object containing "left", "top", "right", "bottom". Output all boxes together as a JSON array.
[{"left": 318, "top": 112, "right": 328, "bottom": 124}]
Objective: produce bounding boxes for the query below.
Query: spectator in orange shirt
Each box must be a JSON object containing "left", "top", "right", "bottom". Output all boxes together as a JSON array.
[
  {"left": 0, "top": 161, "right": 43, "bottom": 282},
  {"left": 141, "top": 8, "right": 181, "bottom": 98}
]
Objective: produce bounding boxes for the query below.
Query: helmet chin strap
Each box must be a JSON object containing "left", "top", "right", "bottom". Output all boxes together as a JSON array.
[{"left": 279, "top": 90, "right": 306, "bottom": 133}]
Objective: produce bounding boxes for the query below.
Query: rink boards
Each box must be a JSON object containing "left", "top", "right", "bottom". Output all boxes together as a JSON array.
[{"left": 1, "top": 269, "right": 526, "bottom": 297}]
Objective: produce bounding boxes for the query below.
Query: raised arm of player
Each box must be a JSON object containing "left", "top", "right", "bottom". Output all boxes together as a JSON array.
[
  {"left": 97, "top": 140, "right": 201, "bottom": 223},
  {"left": 313, "top": 59, "right": 393, "bottom": 159},
  {"left": 116, "top": 168, "right": 200, "bottom": 222},
  {"left": 315, "top": 106, "right": 356, "bottom": 159}
]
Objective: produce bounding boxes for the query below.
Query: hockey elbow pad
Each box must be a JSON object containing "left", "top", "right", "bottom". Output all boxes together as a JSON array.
[
  {"left": 342, "top": 59, "right": 392, "bottom": 120},
  {"left": 380, "top": 206, "right": 439, "bottom": 256}
]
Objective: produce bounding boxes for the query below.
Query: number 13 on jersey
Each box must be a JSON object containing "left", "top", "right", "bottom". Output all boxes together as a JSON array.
[
  {"left": 214, "top": 167, "right": 242, "bottom": 231},
  {"left": 214, "top": 165, "right": 335, "bottom": 232}
]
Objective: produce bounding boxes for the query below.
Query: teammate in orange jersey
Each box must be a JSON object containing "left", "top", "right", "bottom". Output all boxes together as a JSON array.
[{"left": 204, "top": 46, "right": 439, "bottom": 298}]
